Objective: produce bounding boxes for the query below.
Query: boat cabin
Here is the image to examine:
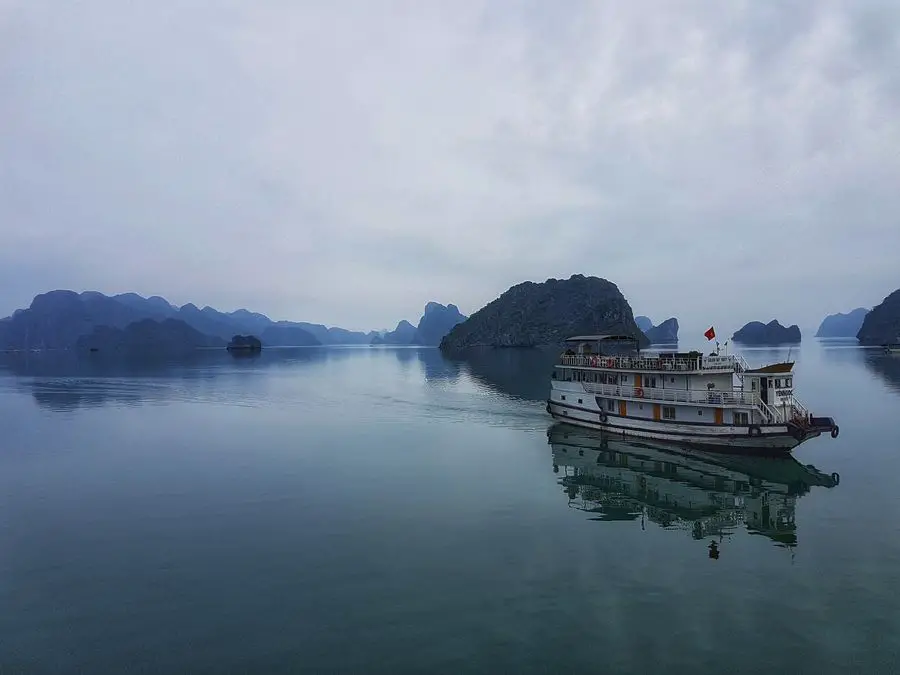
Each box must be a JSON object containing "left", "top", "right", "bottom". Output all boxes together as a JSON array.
[{"left": 741, "top": 363, "right": 794, "bottom": 408}]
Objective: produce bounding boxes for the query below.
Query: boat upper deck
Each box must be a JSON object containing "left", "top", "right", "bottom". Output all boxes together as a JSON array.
[{"left": 558, "top": 351, "right": 749, "bottom": 374}]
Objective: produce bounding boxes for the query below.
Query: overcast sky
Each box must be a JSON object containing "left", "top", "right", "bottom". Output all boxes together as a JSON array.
[{"left": 2, "top": 0, "right": 898, "bottom": 336}]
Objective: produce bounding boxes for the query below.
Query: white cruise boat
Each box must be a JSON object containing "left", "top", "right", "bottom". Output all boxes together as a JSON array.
[{"left": 546, "top": 334, "right": 839, "bottom": 452}]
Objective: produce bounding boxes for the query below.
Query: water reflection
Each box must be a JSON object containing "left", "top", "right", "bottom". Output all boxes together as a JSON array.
[
  {"left": 818, "top": 342, "right": 869, "bottom": 366},
  {"left": 415, "top": 348, "right": 462, "bottom": 382},
  {"left": 0, "top": 348, "right": 358, "bottom": 411},
  {"left": 548, "top": 423, "right": 839, "bottom": 551},
  {"left": 0, "top": 346, "right": 372, "bottom": 378},
  {"left": 863, "top": 352, "right": 900, "bottom": 394},
  {"left": 390, "top": 347, "right": 416, "bottom": 370},
  {"left": 452, "top": 348, "right": 556, "bottom": 401}
]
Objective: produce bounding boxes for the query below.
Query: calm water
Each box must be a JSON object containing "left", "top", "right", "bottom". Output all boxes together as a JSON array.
[{"left": 1, "top": 342, "right": 899, "bottom": 673}]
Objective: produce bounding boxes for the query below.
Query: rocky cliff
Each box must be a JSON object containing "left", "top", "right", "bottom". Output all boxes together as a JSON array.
[
  {"left": 644, "top": 317, "right": 679, "bottom": 344},
  {"left": 857, "top": 289, "right": 900, "bottom": 345},
  {"left": 815, "top": 308, "right": 869, "bottom": 338},
  {"left": 732, "top": 320, "right": 801, "bottom": 345},
  {"left": 439, "top": 274, "right": 648, "bottom": 354}
]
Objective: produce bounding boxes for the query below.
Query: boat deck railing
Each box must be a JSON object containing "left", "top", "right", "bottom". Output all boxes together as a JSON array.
[
  {"left": 581, "top": 381, "right": 759, "bottom": 406},
  {"left": 578, "top": 381, "right": 811, "bottom": 424},
  {"left": 559, "top": 353, "right": 747, "bottom": 373}
]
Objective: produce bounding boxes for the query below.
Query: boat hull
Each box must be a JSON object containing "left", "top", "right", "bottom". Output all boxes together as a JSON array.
[{"left": 546, "top": 401, "right": 819, "bottom": 452}]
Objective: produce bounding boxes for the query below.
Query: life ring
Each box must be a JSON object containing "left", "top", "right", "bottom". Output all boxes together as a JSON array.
[
  {"left": 831, "top": 472, "right": 840, "bottom": 485},
  {"left": 748, "top": 425, "right": 762, "bottom": 437},
  {"left": 831, "top": 425, "right": 840, "bottom": 439},
  {"left": 634, "top": 387, "right": 644, "bottom": 398},
  {"left": 598, "top": 410, "right": 608, "bottom": 424}
]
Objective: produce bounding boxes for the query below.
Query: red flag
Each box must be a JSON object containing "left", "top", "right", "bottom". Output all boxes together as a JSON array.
[{"left": 704, "top": 326, "right": 716, "bottom": 341}]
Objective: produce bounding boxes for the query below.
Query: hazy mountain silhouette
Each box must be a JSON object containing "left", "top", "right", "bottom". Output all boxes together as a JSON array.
[{"left": 0, "top": 290, "right": 373, "bottom": 350}]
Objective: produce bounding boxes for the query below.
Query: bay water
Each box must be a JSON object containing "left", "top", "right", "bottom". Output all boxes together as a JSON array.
[{"left": 1, "top": 341, "right": 898, "bottom": 673}]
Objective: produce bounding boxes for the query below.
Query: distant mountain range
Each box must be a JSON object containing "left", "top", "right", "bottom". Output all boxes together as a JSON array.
[
  {"left": 0, "top": 290, "right": 382, "bottom": 352},
  {"left": 9, "top": 284, "right": 899, "bottom": 355},
  {"left": 0, "top": 290, "right": 469, "bottom": 353}
]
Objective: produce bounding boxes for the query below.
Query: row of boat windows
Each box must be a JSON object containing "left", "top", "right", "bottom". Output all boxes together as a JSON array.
[
  {"left": 561, "top": 393, "right": 678, "bottom": 416},
  {"left": 554, "top": 369, "right": 676, "bottom": 386},
  {"left": 557, "top": 395, "right": 751, "bottom": 425},
  {"left": 555, "top": 367, "right": 793, "bottom": 391},
  {"left": 750, "top": 377, "right": 793, "bottom": 390}
]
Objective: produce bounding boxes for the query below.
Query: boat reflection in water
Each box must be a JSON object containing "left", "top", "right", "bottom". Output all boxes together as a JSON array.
[{"left": 548, "top": 423, "right": 839, "bottom": 552}]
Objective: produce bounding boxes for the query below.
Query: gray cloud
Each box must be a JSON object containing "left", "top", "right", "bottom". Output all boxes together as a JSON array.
[{"left": 2, "top": 0, "right": 898, "bottom": 336}]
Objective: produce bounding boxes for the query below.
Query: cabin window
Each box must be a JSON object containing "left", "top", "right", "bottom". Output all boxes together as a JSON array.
[
  {"left": 751, "top": 380, "right": 757, "bottom": 391},
  {"left": 786, "top": 377, "right": 792, "bottom": 388},
  {"left": 698, "top": 410, "right": 703, "bottom": 416},
  {"left": 663, "top": 406, "right": 676, "bottom": 420},
  {"left": 578, "top": 398, "right": 583, "bottom": 405},
  {"left": 775, "top": 378, "right": 782, "bottom": 388},
  {"left": 734, "top": 412, "right": 749, "bottom": 425},
  {"left": 607, "top": 399, "right": 615, "bottom": 412},
  {"left": 561, "top": 395, "right": 566, "bottom": 401},
  {"left": 670, "top": 377, "right": 675, "bottom": 383}
]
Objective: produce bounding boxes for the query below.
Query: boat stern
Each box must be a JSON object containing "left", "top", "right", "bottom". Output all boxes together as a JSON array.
[
  {"left": 810, "top": 415, "right": 840, "bottom": 439},
  {"left": 788, "top": 415, "right": 840, "bottom": 446}
]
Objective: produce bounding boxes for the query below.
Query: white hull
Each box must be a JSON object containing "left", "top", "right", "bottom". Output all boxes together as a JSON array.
[{"left": 547, "top": 401, "right": 817, "bottom": 451}]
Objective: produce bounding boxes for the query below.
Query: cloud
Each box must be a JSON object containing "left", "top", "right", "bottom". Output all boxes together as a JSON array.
[{"left": 1, "top": 0, "right": 898, "bottom": 334}]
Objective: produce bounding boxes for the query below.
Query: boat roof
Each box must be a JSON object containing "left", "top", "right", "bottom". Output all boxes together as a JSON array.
[
  {"left": 565, "top": 334, "right": 638, "bottom": 342},
  {"left": 744, "top": 362, "right": 794, "bottom": 374}
]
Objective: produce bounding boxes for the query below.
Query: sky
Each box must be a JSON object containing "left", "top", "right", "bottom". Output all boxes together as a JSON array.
[{"left": 2, "top": 0, "right": 898, "bottom": 337}]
